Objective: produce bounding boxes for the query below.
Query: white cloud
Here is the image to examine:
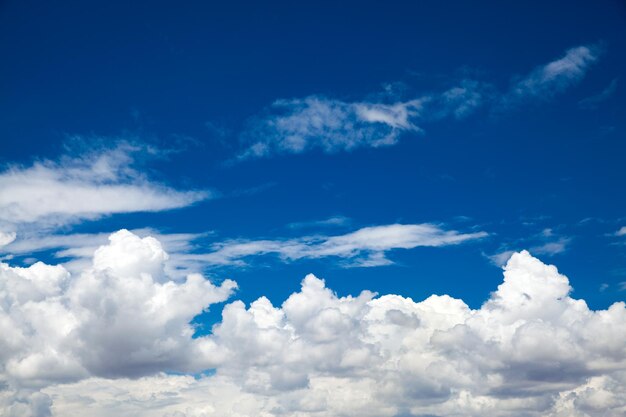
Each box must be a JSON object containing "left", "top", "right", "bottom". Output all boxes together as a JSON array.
[
  {"left": 507, "top": 45, "right": 600, "bottom": 104},
  {"left": 236, "top": 44, "right": 598, "bottom": 160},
  {"left": 236, "top": 81, "right": 489, "bottom": 160},
  {"left": 1, "top": 223, "right": 484, "bottom": 278},
  {"left": 184, "top": 223, "right": 488, "bottom": 268},
  {"left": 530, "top": 237, "right": 571, "bottom": 256},
  {"left": 237, "top": 96, "right": 426, "bottom": 159},
  {"left": 0, "top": 143, "right": 208, "bottom": 228},
  {"left": 0, "top": 230, "right": 236, "bottom": 393},
  {"left": 287, "top": 216, "right": 351, "bottom": 230},
  {"left": 2, "top": 243, "right": 624, "bottom": 416},
  {"left": 487, "top": 249, "right": 515, "bottom": 267},
  {"left": 615, "top": 226, "right": 626, "bottom": 237},
  {"left": 0, "top": 231, "right": 16, "bottom": 247}
]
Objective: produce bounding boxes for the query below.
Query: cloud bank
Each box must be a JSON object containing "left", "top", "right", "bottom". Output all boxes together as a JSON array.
[{"left": 0, "top": 230, "right": 625, "bottom": 416}]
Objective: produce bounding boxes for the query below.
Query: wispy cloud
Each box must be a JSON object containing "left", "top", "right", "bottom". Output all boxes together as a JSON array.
[
  {"left": 486, "top": 250, "right": 516, "bottom": 267},
  {"left": 235, "top": 44, "right": 600, "bottom": 160},
  {"left": 183, "top": 223, "right": 488, "bottom": 268},
  {"left": 485, "top": 225, "right": 571, "bottom": 267},
  {"left": 1, "top": 223, "right": 488, "bottom": 273},
  {"left": 504, "top": 44, "right": 600, "bottom": 105},
  {"left": 236, "top": 81, "right": 488, "bottom": 160},
  {"left": 237, "top": 96, "right": 427, "bottom": 159},
  {"left": 0, "top": 142, "right": 209, "bottom": 232},
  {"left": 579, "top": 78, "right": 618, "bottom": 109},
  {"left": 529, "top": 237, "right": 571, "bottom": 256},
  {"left": 287, "top": 215, "right": 351, "bottom": 230},
  {"left": 614, "top": 226, "right": 626, "bottom": 237}
]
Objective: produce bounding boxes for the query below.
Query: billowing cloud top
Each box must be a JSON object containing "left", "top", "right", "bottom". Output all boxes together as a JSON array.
[{"left": 1, "top": 230, "right": 625, "bottom": 416}]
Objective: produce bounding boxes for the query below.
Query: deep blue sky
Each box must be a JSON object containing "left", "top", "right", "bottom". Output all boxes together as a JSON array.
[{"left": 1, "top": 0, "right": 625, "bottom": 313}]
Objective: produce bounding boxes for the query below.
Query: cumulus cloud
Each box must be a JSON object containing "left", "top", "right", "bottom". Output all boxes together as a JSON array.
[
  {"left": 0, "top": 230, "right": 235, "bottom": 391},
  {"left": 237, "top": 44, "right": 599, "bottom": 160},
  {"left": 0, "top": 143, "right": 208, "bottom": 228},
  {"left": 184, "top": 223, "right": 488, "bottom": 268},
  {"left": 1, "top": 233, "right": 625, "bottom": 417}
]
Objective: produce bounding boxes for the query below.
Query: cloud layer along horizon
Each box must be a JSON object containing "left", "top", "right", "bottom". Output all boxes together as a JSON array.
[{"left": 1, "top": 230, "right": 624, "bottom": 417}]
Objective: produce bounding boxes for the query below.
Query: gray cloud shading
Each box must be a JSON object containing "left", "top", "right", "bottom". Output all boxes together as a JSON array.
[{"left": 1, "top": 231, "right": 625, "bottom": 416}]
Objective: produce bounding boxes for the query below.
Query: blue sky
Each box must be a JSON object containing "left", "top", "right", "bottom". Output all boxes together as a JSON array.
[
  {"left": 2, "top": 0, "right": 624, "bottom": 308},
  {"left": 1, "top": 2, "right": 626, "bottom": 416}
]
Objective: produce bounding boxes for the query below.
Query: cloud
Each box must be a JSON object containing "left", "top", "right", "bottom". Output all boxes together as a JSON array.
[
  {"left": 0, "top": 231, "right": 16, "bottom": 247},
  {"left": 236, "top": 81, "right": 490, "bottom": 160},
  {"left": 237, "top": 96, "right": 426, "bottom": 159},
  {"left": 506, "top": 45, "right": 600, "bottom": 105},
  {"left": 0, "top": 228, "right": 205, "bottom": 278},
  {"left": 1, "top": 223, "right": 485, "bottom": 277},
  {"left": 287, "top": 216, "right": 351, "bottom": 230},
  {"left": 2, "top": 241, "right": 624, "bottom": 416},
  {"left": 184, "top": 223, "right": 488, "bottom": 268},
  {"left": 0, "top": 143, "right": 208, "bottom": 229},
  {"left": 486, "top": 249, "right": 515, "bottom": 267},
  {"left": 0, "top": 230, "right": 236, "bottom": 394},
  {"left": 236, "top": 45, "right": 599, "bottom": 160},
  {"left": 530, "top": 237, "right": 571, "bottom": 256},
  {"left": 579, "top": 78, "right": 618, "bottom": 109},
  {"left": 614, "top": 226, "right": 626, "bottom": 237}
]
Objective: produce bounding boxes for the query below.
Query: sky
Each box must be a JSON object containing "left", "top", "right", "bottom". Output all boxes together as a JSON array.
[{"left": 0, "top": 1, "right": 625, "bottom": 416}]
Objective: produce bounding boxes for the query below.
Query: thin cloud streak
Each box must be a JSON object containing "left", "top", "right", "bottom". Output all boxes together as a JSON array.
[
  {"left": 0, "top": 142, "right": 209, "bottom": 231},
  {"left": 182, "top": 223, "right": 488, "bottom": 268}
]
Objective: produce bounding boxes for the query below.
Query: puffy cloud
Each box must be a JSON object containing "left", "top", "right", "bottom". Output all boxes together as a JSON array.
[
  {"left": 1, "top": 237, "right": 625, "bottom": 417},
  {"left": 0, "top": 230, "right": 235, "bottom": 392},
  {"left": 0, "top": 143, "right": 208, "bottom": 228}
]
